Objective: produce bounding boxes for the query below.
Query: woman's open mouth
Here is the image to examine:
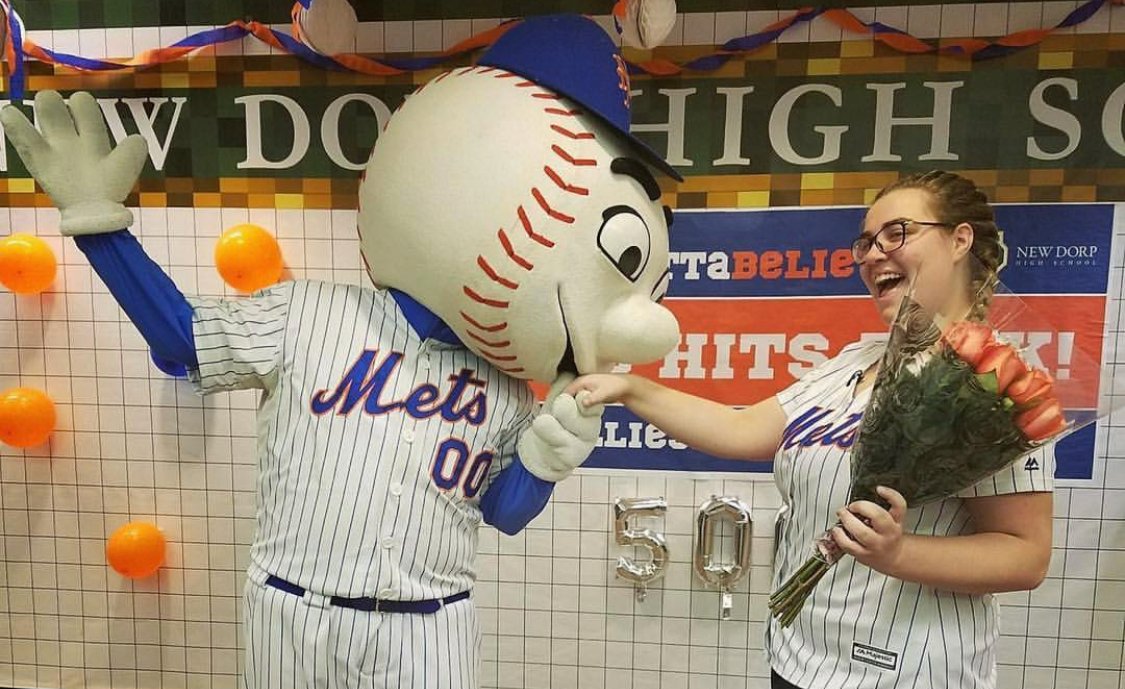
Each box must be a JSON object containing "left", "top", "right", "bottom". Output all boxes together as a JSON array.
[{"left": 873, "top": 271, "right": 906, "bottom": 298}]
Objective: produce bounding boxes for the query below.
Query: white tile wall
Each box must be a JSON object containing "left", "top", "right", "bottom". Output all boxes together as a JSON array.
[
  {"left": 1, "top": 198, "right": 1122, "bottom": 688},
  {"left": 2, "top": 3, "right": 1125, "bottom": 689}
]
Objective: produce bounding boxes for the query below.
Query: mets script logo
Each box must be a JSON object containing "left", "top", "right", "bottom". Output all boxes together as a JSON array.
[
  {"left": 310, "top": 349, "right": 494, "bottom": 498},
  {"left": 613, "top": 53, "right": 631, "bottom": 107},
  {"left": 782, "top": 406, "right": 863, "bottom": 450},
  {"left": 310, "top": 349, "right": 487, "bottom": 424}
]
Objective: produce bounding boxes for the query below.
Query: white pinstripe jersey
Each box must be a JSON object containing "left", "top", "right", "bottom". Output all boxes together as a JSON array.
[
  {"left": 187, "top": 280, "right": 537, "bottom": 600},
  {"left": 767, "top": 340, "right": 1054, "bottom": 689}
]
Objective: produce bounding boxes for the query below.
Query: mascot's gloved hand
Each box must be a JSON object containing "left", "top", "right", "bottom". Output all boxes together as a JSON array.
[
  {"left": 0, "top": 90, "right": 148, "bottom": 236},
  {"left": 518, "top": 373, "right": 606, "bottom": 483}
]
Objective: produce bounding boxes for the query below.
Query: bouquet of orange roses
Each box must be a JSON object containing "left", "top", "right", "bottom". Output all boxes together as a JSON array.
[
  {"left": 841, "top": 313, "right": 1066, "bottom": 510},
  {"left": 769, "top": 279, "right": 1108, "bottom": 627}
]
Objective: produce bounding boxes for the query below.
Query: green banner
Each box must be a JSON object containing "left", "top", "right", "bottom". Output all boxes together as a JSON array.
[
  {"left": 3, "top": 68, "right": 1123, "bottom": 179},
  {"left": 629, "top": 70, "right": 1125, "bottom": 176}
]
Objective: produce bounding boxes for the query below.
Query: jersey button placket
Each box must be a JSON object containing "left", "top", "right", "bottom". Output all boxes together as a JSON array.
[{"left": 376, "top": 540, "right": 396, "bottom": 601}]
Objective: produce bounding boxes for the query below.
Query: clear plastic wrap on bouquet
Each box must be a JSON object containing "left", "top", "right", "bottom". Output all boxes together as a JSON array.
[{"left": 769, "top": 259, "right": 1124, "bottom": 628}]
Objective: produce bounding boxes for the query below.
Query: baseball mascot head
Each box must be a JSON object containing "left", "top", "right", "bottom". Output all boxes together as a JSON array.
[{"left": 358, "top": 14, "right": 683, "bottom": 384}]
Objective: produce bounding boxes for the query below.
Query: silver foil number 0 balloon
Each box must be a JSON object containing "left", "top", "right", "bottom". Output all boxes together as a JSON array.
[
  {"left": 694, "top": 495, "right": 753, "bottom": 619},
  {"left": 613, "top": 497, "right": 669, "bottom": 601}
]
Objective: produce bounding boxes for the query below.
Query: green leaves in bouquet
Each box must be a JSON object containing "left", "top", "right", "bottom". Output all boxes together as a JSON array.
[{"left": 849, "top": 347, "right": 1032, "bottom": 507}]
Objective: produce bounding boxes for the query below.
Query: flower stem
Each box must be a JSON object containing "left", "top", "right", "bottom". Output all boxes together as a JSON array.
[{"left": 769, "top": 555, "right": 833, "bottom": 628}]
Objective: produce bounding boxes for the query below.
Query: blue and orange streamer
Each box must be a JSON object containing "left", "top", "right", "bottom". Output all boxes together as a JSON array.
[
  {"left": 0, "top": 0, "right": 516, "bottom": 100},
  {"left": 1, "top": 0, "right": 1123, "bottom": 101},
  {"left": 627, "top": 0, "right": 1124, "bottom": 76}
]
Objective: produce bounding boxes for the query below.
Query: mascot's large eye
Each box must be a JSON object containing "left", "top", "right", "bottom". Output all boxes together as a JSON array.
[{"left": 598, "top": 206, "right": 651, "bottom": 282}]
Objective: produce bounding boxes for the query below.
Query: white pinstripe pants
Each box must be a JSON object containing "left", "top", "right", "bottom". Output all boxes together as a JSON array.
[{"left": 241, "top": 577, "right": 480, "bottom": 689}]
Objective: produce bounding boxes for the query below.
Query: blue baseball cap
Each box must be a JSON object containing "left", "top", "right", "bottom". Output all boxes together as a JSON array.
[{"left": 478, "top": 14, "right": 683, "bottom": 182}]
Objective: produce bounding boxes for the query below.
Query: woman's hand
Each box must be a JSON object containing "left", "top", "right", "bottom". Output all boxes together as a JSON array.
[
  {"left": 832, "top": 486, "right": 908, "bottom": 576},
  {"left": 565, "top": 373, "right": 635, "bottom": 407}
]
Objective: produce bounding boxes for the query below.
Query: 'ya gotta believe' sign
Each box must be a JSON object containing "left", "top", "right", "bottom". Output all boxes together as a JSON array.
[{"left": 588, "top": 203, "right": 1116, "bottom": 481}]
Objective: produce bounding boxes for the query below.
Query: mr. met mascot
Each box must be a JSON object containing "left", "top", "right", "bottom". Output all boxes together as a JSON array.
[{"left": 1, "top": 13, "right": 682, "bottom": 689}]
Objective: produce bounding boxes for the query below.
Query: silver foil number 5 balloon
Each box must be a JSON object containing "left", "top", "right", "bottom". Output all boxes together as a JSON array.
[
  {"left": 694, "top": 495, "right": 753, "bottom": 619},
  {"left": 613, "top": 497, "right": 669, "bottom": 601}
]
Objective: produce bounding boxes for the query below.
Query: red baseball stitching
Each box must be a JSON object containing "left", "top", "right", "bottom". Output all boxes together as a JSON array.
[
  {"left": 543, "top": 166, "right": 589, "bottom": 196},
  {"left": 532, "top": 188, "right": 575, "bottom": 223},
  {"left": 477, "top": 255, "right": 519, "bottom": 290},
  {"left": 435, "top": 66, "right": 600, "bottom": 376},
  {"left": 497, "top": 229, "right": 534, "bottom": 271},
  {"left": 544, "top": 107, "right": 583, "bottom": 117},
  {"left": 552, "top": 145, "right": 597, "bottom": 167},
  {"left": 460, "top": 312, "right": 507, "bottom": 332},
  {"left": 466, "top": 331, "right": 512, "bottom": 349},
  {"left": 551, "top": 124, "right": 595, "bottom": 140},
  {"left": 517, "top": 206, "right": 556, "bottom": 248},
  {"left": 480, "top": 350, "right": 519, "bottom": 363},
  {"left": 463, "top": 286, "right": 509, "bottom": 309}
]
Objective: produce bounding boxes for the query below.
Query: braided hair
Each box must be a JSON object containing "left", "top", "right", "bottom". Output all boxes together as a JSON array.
[{"left": 874, "top": 171, "right": 1006, "bottom": 321}]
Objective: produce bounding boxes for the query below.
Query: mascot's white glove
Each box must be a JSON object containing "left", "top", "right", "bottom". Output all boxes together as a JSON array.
[
  {"left": 518, "top": 373, "right": 605, "bottom": 483},
  {"left": 0, "top": 90, "right": 148, "bottom": 236}
]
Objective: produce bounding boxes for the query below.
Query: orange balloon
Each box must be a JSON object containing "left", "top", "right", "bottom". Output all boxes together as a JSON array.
[
  {"left": 106, "top": 521, "right": 166, "bottom": 579},
  {"left": 0, "top": 233, "right": 57, "bottom": 294},
  {"left": 0, "top": 387, "right": 56, "bottom": 448},
  {"left": 214, "top": 224, "right": 284, "bottom": 293}
]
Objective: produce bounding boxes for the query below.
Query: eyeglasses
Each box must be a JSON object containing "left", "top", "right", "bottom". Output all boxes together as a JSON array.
[{"left": 851, "top": 220, "right": 950, "bottom": 264}]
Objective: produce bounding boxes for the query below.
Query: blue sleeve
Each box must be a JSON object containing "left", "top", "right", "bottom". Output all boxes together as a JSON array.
[
  {"left": 480, "top": 457, "right": 555, "bottom": 536},
  {"left": 74, "top": 230, "right": 198, "bottom": 368}
]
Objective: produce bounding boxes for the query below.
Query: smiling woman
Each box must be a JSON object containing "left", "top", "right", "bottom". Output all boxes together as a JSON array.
[
  {"left": 861, "top": 171, "right": 1010, "bottom": 326},
  {"left": 568, "top": 169, "right": 1055, "bottom": 689}
]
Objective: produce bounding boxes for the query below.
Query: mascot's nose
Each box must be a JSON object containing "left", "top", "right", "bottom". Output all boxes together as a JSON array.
[{"left": 597, "top": 296, "right": 680, "bottom": 364}]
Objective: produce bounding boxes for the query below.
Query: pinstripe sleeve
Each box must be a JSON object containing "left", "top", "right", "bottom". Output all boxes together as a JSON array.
[
  {"left": 480, "top": 407, "right": 544, "bottom": 534},
  {"left": 956, "top": 441, "right": 1056, "bottom": 497},
  {"left": 186, "top": 282, "right": 296, "bottom": 394},
  {"left": 489, "top": 407, "right": 537, "bottom": 476}
]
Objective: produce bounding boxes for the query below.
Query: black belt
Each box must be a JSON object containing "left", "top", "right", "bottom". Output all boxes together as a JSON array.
[{"left": 265, "top": 575, "right": 470, "bottom": 614}]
